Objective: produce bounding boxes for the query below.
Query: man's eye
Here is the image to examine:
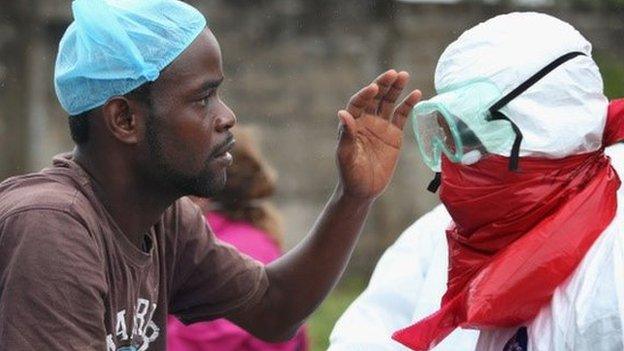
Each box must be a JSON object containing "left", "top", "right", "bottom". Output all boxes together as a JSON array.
[{"left": 199, "top": 91, "right": 216, "bottom": 107}]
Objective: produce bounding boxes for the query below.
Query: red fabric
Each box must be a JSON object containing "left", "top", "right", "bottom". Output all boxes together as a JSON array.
[
  {"left": 393, "top": 100, "right": 624, "bottom": 350},
  {"left": 392, "top": 151, "right": 620, "bottom": 350},
  {"left": 604, "top": 99, "right": 624, "bottom": 146}
]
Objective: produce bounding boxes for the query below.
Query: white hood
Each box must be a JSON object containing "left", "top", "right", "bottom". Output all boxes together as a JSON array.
[{"left": 434, "top": 12, "right": 609, "bottom": 158}]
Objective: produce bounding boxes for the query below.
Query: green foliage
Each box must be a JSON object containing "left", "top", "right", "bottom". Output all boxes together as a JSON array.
[
  {"left": 308, "top": 276, "right": 367, "bottom": 351},
  {"left": 595, "top": 52, "right": 624, "bottom": 99},
  {"left": 555, "top": 0, "right": 624, "bottom": 10}
]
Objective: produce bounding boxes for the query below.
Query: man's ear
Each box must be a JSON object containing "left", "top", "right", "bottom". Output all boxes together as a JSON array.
[{"left": 101, "top": 97, "right": 144, "bottom": 144}]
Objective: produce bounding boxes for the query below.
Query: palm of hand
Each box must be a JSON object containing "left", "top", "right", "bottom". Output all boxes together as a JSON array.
[
  {"left": 335, "top": 70, "right": 421, "bottom": 200},
  {"left": 337, "top": 114, "right": 403, "bottom": 199}
]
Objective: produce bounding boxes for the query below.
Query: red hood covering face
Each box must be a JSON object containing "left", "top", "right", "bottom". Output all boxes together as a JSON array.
[
  {"left": 440, "top": 152, "right": 617, "bottom": 306},
  {"left": 392, "top": 99, "right": 624, "bottom": 350}
]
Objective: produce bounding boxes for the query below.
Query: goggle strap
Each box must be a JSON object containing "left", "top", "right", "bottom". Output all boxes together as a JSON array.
[
  {"left": 485, "top": 52, "right": 582, "bottom": 171},
  {"left": 427, "top": 172, "right": 442, "bottom": 193},
  {"left": 508, "top": 121, "right": 523, "bottom": 171},
  {"left": 489, "top": 110, "right": 524, "bottom": 171},
  {"left": 489, "top": 51, "right": 586, "bottom": 112}
]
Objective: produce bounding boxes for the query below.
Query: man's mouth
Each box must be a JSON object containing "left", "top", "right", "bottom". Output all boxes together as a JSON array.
[{"left": 212, "top": 137, "right": 235, "bottom": 165}]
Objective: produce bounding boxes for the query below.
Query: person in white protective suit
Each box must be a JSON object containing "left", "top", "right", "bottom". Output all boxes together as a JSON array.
[
  {"left": 329, "top": 144, "right": 624, "bottom": 351},
  {"left": 330, "top": 12, "right": 624, "bottom": 351}
]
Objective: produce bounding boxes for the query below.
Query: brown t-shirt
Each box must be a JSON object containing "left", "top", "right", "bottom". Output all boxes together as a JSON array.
[{"left": 0, "top": 154, "right": 269, "bottom": 350}]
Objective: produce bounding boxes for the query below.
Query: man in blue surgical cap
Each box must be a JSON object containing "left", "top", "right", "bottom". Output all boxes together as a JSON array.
[{"left": 0, "top": 0, "right": 421, "bottom": 350}]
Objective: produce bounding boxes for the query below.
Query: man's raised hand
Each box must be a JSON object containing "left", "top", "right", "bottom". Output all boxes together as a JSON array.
[{"left": 336, "top": 69, "right": 422, "bottom": 200}]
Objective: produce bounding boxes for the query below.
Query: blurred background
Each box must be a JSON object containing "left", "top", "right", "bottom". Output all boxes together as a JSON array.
[{"left": 1, "top": 0, "right": 622, "bottom": 349}]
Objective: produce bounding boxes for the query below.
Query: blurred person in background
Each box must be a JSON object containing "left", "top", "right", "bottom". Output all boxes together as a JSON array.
[{"left": 168, "top": 126, "right": 309, "bottom": 351}]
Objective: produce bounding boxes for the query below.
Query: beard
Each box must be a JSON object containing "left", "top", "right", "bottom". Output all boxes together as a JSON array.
[
  {"left": 156, "top": 158, "right": 226, "bottom": 198},
  {"left": 144, "top": 114, "right": 227, "bottom": 198}
]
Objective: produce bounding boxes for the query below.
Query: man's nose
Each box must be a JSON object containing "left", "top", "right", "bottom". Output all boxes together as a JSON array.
[{"left": 215, "top": 99, "right": 236, "bottom": 132}]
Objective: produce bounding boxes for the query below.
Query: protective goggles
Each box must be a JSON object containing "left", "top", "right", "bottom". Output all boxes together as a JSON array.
[{"left": 412, "top": 52, "right": 586, "bottom": 178}]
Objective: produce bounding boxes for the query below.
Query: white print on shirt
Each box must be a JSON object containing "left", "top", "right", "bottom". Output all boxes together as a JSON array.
[{"left": 106, "top": 298, "right": 160, "bottom": 351}]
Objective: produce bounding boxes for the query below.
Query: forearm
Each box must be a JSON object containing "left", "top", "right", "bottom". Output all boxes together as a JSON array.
[
  {"left": 231, "top": 184, "right": 373, "bottom": 341},
  {"left": 227, "top": 70, "right": 419, "bottom": 341}
]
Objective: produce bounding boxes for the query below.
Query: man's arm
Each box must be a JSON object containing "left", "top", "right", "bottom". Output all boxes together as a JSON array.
[
  {"left": 227, "top": 70, "right": 421, "bottom": 341},
  {"left": 328, "top": 205, "right": 459, "bottom": 350},
  {"left": 0, "top": 210, "right": 107, "bottom": 350}
]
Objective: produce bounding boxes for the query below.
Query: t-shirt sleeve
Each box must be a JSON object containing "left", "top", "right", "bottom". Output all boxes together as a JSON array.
[
  {"left": 0, "top": 209, "right": 108, "bottom": 351},
  {"left": 168, "top": 198, "right": 269, "bottom": 324}
]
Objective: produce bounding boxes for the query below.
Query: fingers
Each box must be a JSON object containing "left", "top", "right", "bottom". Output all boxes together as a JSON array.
[
  {"left": 380, "top": 71, "right": 410, "bottom": 120},
  {"left": 338, "top": 109, "right": 357, "bottom": 139},
  {"left": 392, "top": 89, "right": 422, "bottom": 130},
  {"left": 346, "top": 83, "right": 379, "bottom": 119},
  {"left": 345, "top": 69, "right": 417, "bottom": 125},
  {"left": 366, "top": 70, "right": 399, "bottom": 115}
]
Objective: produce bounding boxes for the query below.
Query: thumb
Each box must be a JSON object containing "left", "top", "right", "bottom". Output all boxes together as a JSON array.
[{"left": 338, "top": 110, "right": 357, "bottom": 139}]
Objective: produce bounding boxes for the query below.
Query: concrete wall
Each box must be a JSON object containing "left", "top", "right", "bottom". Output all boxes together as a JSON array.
[{"left": 0, "top": 0, "right": 622, "bottom": 274}]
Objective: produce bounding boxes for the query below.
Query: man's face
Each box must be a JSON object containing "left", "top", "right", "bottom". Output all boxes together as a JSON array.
[{"left": 138, "top": 29, "right": 236, "bottom": 198}]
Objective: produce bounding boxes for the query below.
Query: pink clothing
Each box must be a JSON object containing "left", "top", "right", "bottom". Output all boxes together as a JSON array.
[
  {"left": 204, "top": 212, "right": 281, "bottom": 265},
  {"left": 167, "top": 212, "right": 309, "bottom": 351}
]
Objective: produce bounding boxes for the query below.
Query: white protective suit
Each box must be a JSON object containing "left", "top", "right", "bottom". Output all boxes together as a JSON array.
[
  {"left": 329, "top": 143, "right": 624, "bottom": 351},
  {"left": 330, "top": 11, "right": 624, "bottom": 351}
]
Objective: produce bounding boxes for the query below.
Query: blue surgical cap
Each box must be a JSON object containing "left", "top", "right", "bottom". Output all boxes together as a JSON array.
[{"left": 54, "top": 0, "right": 207, "bottom": 116}]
